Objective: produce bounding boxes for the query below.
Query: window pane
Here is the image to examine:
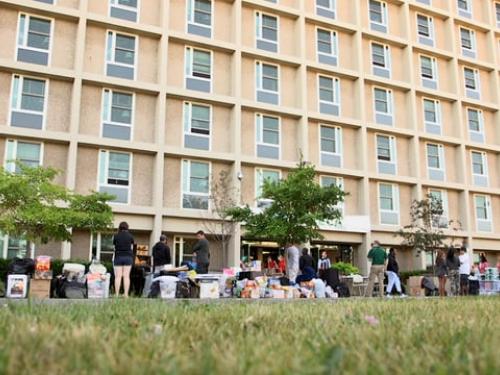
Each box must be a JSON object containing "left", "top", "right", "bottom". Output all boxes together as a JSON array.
[
  {"left": 194, "top": 0, "right": 211, "bottom": 25},
  {"left": 424, "top": 100, "right": 437, "bottom": 122},
  {"left": 108, "top": 152, "right": 130, "bottom": 183},
  {"left": 317, "top": 30, "right": 332, "bottom": 54},
  {"left": 369, "top": 0, "right": 383, "bottom": 23},
  {"left": 317, "top": 0, "right": 331, "bottom": 8},
  {"left": 16, "top": 142, "right": 41, "bottom": 168},
  {"left": 263, "top": 129, "right": 279, "bottom": 145},
  {"left": 190, "top": 162, "right": 209, "bottom": 193},
  {"left": 460, "top": 29, "right": 472, "bottom": 49},
  {"left": 468, "top": 109, "right": 480, "bottom": 131},
  {"left": 374, "top": 89, "right": 388, "bottom": 113},
  {"left": 262, "top": 64, "right": 278, "bottom": 78},
  {"left": 263, "top": 170, "right": 279, "bottom": 182},
  {"left": 111, "top": 92, "right": 133, "bottom": 124},
  {"left": 372, "top": 44, "right": 386, "bottom": 66},
  {"left": 377, "top": 136, "right": 390, "bottom": 160},
  {"left": 119, "top": 0, "right": 138, "bottom": 7},
  {"left": 475, "top": 196, "right": 486, "bottom": 219},
  {"left": 417, "top": 15, "right": 430, "bottom": 36},
  {"left": 115, "top": 35, "right": 135, "bottom": 65},
  {"left": 27, "top": 18, "right": 51, "bottom": 50},
  {"left": 183, "top": 194, "right": 209, "bottom": 209},
  {"left": 427, "top": 144, "right": 439, "bottom": 168},
  {"left": 21, "top": 78, "right": 45, "bottom": 112},
  {"left": 421, "top": 57, "right": 433, "bottom": 78}
]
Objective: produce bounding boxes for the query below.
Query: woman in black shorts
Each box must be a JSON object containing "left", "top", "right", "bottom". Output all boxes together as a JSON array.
[{"left": 113, "top": 221, "right": 135, "bottom": 297}]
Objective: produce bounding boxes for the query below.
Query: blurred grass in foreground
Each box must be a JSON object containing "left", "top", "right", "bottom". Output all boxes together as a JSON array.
[{"left": 0, "top": 298, "right": 499, "bottom": 375}]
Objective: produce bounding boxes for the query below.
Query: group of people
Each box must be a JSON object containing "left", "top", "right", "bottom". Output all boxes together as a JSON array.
[
  {"left": 365, "top": 241, "right": 405, "bottom": 297},
  {"left": 111, "top": 223, "right": 210, "bottom": 297}
]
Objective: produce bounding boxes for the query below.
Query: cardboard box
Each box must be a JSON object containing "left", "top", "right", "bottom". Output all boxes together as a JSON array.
[
  {"left": 408, "top": 276, "right": 424, "bottom": 288},
  {"left": 34, "top": 270, "right": 53, "bottom": 280},
  {"left": 29, "top": 279, "right": 51, "bottom": 299},
  {"left": 7, "top": 275, "right": 29, "bottom": 298},
  {"left": 87, "top": 273, "right": 110, "bottom": 299},
  {"left": 409, "top": 286, "right": 424, "bottom": 297}
]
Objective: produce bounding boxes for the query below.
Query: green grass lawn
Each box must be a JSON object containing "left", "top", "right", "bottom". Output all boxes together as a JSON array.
[{"left": 0, "top": 298, "right": 499, "bottom": 374}]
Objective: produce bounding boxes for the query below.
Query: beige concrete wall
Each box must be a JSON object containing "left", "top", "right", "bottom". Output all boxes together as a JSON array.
[
  {"left": 303, "top": 0, "right": 356, "bottom": 24},
  {"left": 342, "top": 177, "right": 360, "bottom": 215},
  {"left": 482, "top": 110, "right": 500, "bottom": 145},
  {"left": 88, "top": 0, "right": 161, "bottom": 25},
  {"left": 240, "top": 165, "right": 257, "bottom": 206},
  {"left": 131, "top": 153, "right": 154, "bottom": 206},
  {"left": 75, "top": 146, "right": 99, "bottom": 195},
  {"left": 0, "top": 73, "right": 12, "bottom": 125},
  {"left": 37, "top": 241, "right": 62, "bottom": 258},
  {"left": 57, "top": 0, "right": 79, "bottom": 9},
  {"left": 44, "top": 143, "right": 68, "bottom": 186},
  {"left": 47, "top": 80, "right": 73, "bottom": 133},
  {"left": 71, "top": 230, "right": 91, "bottom": 260}
]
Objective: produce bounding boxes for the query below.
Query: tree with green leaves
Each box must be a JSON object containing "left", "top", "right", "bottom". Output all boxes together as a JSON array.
[
  {"left": 0, "top": 164, "right": 114, "bottom": 257},
  {"left": 225, "top": 161, "right": 345, "bottom": 246},
  {"left": 396, "top": 194, "right": 462, "bottom": 273}
]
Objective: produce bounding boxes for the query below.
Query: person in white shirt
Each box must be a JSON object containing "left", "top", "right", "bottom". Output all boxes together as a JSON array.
[
  {"left": 286, "top": 244, "right": 300, "bottom": 284},
  {"left": 458, "top": 247, "right": 471, "bottom": 296}
]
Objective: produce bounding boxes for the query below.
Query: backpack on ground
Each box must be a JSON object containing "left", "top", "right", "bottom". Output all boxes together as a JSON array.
[{"left": 335, "top": 282, "right": 350, "bottom": 298}]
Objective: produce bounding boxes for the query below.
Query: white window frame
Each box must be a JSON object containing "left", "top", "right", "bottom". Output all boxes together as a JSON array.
[
  {"left": 429, "top": 189, "right": 449, "bottom": 229},
  {"left": 416, "top": 13, "right": 434, "bottom": 41},
  {"left": 255, "top": 11, "right": 279, "bottom": 51},
  {"left": 187, "top": 0, "right": 212, "bottom": 31},
  {"left": 320, "top": 175, "right": 344, "bottom": 214},
  {"left": 16, "top": 13, "right": 54, "bottom": 64},
  {"left": 378, "top": 182, "right": 400, "bottom": 225},
  {"left": 420, "top": 54, "right": 438, "bottom": 85},
  {"left": 90, "top": 232, "right": 115, "bottom": 262},
  {"left": 109, "top": 0, "right": 141, "bottom": 20},
  {"left": 466, "top": 107, "right": 484, "bottom": 137},
  {"left": 255, "top": 60, "right": 280, "bottom": 98},
  {"left": 375, "top": 133, "right": 397, "bottom": 163},
  {"left": 317, "top": 75, "right": 341, "bottom": 107},
  {"left": 426, "top": 143, "right": 446, "bottom": 177},
  {"left": 185, "top": 46, "right": 213, "bottom": 86},
  {"left": 255, "top": 113, "right": 281, "bottom": 159},
  {"left": 373, "top": 87, "right": 393, "bottom": 117},
  {"left": 496, "top": 2, "right": 500, "bottom": 26},
  {"left": 4, "top": 139, "right": 44, "bottom": 173},
  {"left": 101, "top": 88, "right": 135, "bottom": 140},
  {"left": 105, "top": 30, "right": 138, "bottom": 78},
  {"left": 183, "top": 101, "right": 212, "bottom": 149},
  {"left": 255, "top": 168, "right": 281, "bottom": 203},
  {"left": 474, "top": 194, "right": 492, "bottom": 232},
  {"left": 97, "top": 150, "right": 133, "bottom": 205},
  {"left": 464, "top": 67, "right": 480, "bottom": 94},
  {"left": 371, "top": 42, "right": 391, "bottom": 73},
  {"left": 369, "top": 0, "right": 388, "bottom": 28},
  {"left": 316, "top": 0, "right": 336, "bottom": 13},
  {"left": 460, "top": 27, "right": 476, "bottom": 54},
  {"left": 316, "top": 27, "right": 338, "bottom": 61},
  {"left": 471, "top": 150, "right": 488, "bottom": 180},
  {"left": 0, "top": 234, "right": 30, "bottom": 260},
  {"left": 457, "top": 0, "right": 472, "bottom": 15},
  {"left": 319, "top": 124, "right": 342, "bottom": 164},
  {"left": 181, "top": 159, "right": 211, "bottom": 211},
  {"left": 9, "top": 74, "right": 48, "bottom": 129},
  {"left": 423, "top": 98, "right": 442, "bottom": 129}
]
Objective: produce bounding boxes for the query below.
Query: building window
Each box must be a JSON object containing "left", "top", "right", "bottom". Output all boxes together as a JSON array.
[
  {"left": 371, "top": 43, "right": 391, "bottom": 78},
  {"left": 320, "top": 175, "right": 344, "bottom": 213},
  {"left": 373, "top": 87, "right": 393, "bottom": 126},
  {"left": 464, "top": 67, "right": 480, "bottom": 99},
  {"left": 91, "top": 233, "right": 115, "bottom": 262},
  {"left": 420, "top": 55, "right": 438, "bottom": 89},
  {"left": 318, "top": 75, "right": 340, "bottom": 116},
  {"left": 467, "top": 108, "right": 484, "bottom": 142},
  {"left": 185, "top": 47, "right": 212, "bottom": 93},
  {"left": 369, "top": 0, "right": 388, "bottom": 33},
  {"left": 426, "top": 143, "right": 445, "bottom": 181},
  {"left": 182, "top": 160, "right": 210, "bottom": 210},
  {"left": 183, "top": 102, "right": 211, "bottom": 151},
  {"left": 496, "top": 2, "right": 500, "bottom": 27},
  {"left": 416, "top": 14, "right": 434, "bottom": 47},
  {"left": 319, "top": 125, "right": 342, "bottom": 168},
  {"left": 101, "top": 89, "right": 134, "bottom": 141},
  {"left": 256, "top": 12, "right": 278, "bottom": 53},
  {"left": 475, "top": 195, "right": 492, "bottom": 232},
  {"left": 460, "top": 27, "right": 476, "bottom": 58},
  {"left": 256, "top": 114, "right": 280, "bottom": 160},
  {"left": 109, "top": 0, "right": 139, "bottom": 23},
  {"left": 457, "top": 0, "right": 472, "bottom": 17},
  {"left": 1, "top": 236, "right": 29, "bottom": 259},
  {"left": 256, "top": 61, "right": 279, "bottom": 105},
  {"left": 5, "top": 139, "right": 42, "bottom": 173},
  {"left": 376, "top": 134, "right": 397, "bottom": 175},
  {"left": 98, "top": 150, "right": 132, "bottom": 204},
  {"left": 16, "top": 14, "right": 52, "bottom": 66},
  {"left": 256, "top": 169, "right": 280, "bottom": 207},
  {"left": 316, "top": 0, "right": 336, "bottom": 19},
  {"left": 106, "top": 31, "right": 136, "bottom": 80},
  {"left": 379, "top": 183, "right": 399, "bottom": 225},
  {"left": 429, "top": 189, "right": 449, "bottom": 228},
  {"left": 187, "top": 0, "right": 212, "bottom": 37},
  {"left": 317, "top": 28, "right": 338, "bottom": 66},
  {"left": 471, "top": 151, "right": 488, "bottom": 187},
  {"left": 10, "top": 75, "right": 47, "bottom": 130},
  {"left": 423, "top": 98, "right": 441, "bottom": 134}
]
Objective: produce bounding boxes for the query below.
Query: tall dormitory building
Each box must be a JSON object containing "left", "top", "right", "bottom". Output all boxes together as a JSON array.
[{"left": 0, "top": 0, "right": 499, "bottom": 274}]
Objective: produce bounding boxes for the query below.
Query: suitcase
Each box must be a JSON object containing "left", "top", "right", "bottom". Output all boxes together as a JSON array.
[{"left": 469, "top": 279, "right": 480, "bottom": 295}]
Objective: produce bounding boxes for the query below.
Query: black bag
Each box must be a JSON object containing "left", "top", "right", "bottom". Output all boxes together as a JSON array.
[
  {"left": 279, "top": 277, "right": 290, "bottom": 286},
  {"left": 321, "top": 268, "right": 340, "bottom": 289},
  {"left": 59, "top": 279, "right": 87, "bottom": 299},
  {"left": 335, "top": 282, "right": 350, "bottom": 298},
  {"left": 175, "top": 280, "right": 191, "bottom": 298},
  {"left": 148, "top": 280, "right": 161, "bottom": 298},
  {"left": 469, "top": 279, "right": 480, "bottom": 295},
  {"left": 8, "top": 258, "right": 35, "bottom": 276}
]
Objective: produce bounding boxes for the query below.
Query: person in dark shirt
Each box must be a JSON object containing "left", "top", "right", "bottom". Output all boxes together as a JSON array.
[
  {"left": 299, "top": 248, "right": 315, "bottom": 273},
  {"left": 152, "top": 235, "right": 171, "bottom": 274},
  {"left": 113, "top": 221, "right": 135, "bottom": 297},
  {"left": 193, "top": 230, "right": 210, "bottom": 274}
]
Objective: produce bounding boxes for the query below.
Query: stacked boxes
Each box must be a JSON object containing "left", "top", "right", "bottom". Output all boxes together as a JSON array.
[{"left": 30, "top": 256, "right": 52, "bottom": 299}]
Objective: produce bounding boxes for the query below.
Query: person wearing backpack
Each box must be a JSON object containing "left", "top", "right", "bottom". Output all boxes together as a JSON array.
[
  {"left": 113, "top": 222, "right": 135, "bottom": 298},
  {"left": 152, "top": 235, "right": 171, "bottom": 274}
]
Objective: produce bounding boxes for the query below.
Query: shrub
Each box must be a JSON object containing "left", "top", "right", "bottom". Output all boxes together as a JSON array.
[{"left": 332, "top": 262, "right": 359, "bottom": 275}]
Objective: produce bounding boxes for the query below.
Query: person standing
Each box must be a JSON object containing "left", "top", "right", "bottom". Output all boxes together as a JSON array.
[
  {"left": 113, "top": 221, "right": 135, "bottom": 298},
  {"left": 436, "top": 250, "right": 448, "bottom": 297},
  {"left": 386, "top": 248, "right": 404, "bottom": 297},
  {"left": 317, "top": 251, "right": 331, "bottom": 271},
  {"left": 458, "top": 247, "right": 471, "bottom": 296},
  {"left": 266, "top": 256, "right": 278, "bottom": 275},
  {"left": 286, "top": 243, "right": 300, "bottom": 283},
  {"left": 446, "top": 247, "right": 460, "bottom": 296},
  {"left": 365, "top": 241, "right": 387, "bottom": 297},
  {"left": 479, "top": 253, "right": 490, "bottom": 274},
  {"left": 193, "top": 230, "right": 210, "bottom": 274},
  {"left": 299, "top": 248, "right": 314, "bottom": 273},
  {"left": 152, "top": 234, "right": 171, "bottom": 274},
  {"left": 277, "top": 254, "right": 286, "bottom": 274}
]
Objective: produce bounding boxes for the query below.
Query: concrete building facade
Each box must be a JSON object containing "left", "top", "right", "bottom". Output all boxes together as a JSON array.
[{"left": 0, "top": 0, "right": 499, "bottom": 273}]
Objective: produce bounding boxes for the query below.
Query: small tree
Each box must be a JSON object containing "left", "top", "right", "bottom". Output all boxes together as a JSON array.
[
  {"left": 225, "top": 161, "right": 345, "bottom": 247},
  {"left": 0, "top": 164, "right": 114, "bottom": 257},
  {"left": 396, "top": 194, "right": 462, "bottom": 274},
  {"left": 202, "top": 170, "right": 237, "bottom": 266}
]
